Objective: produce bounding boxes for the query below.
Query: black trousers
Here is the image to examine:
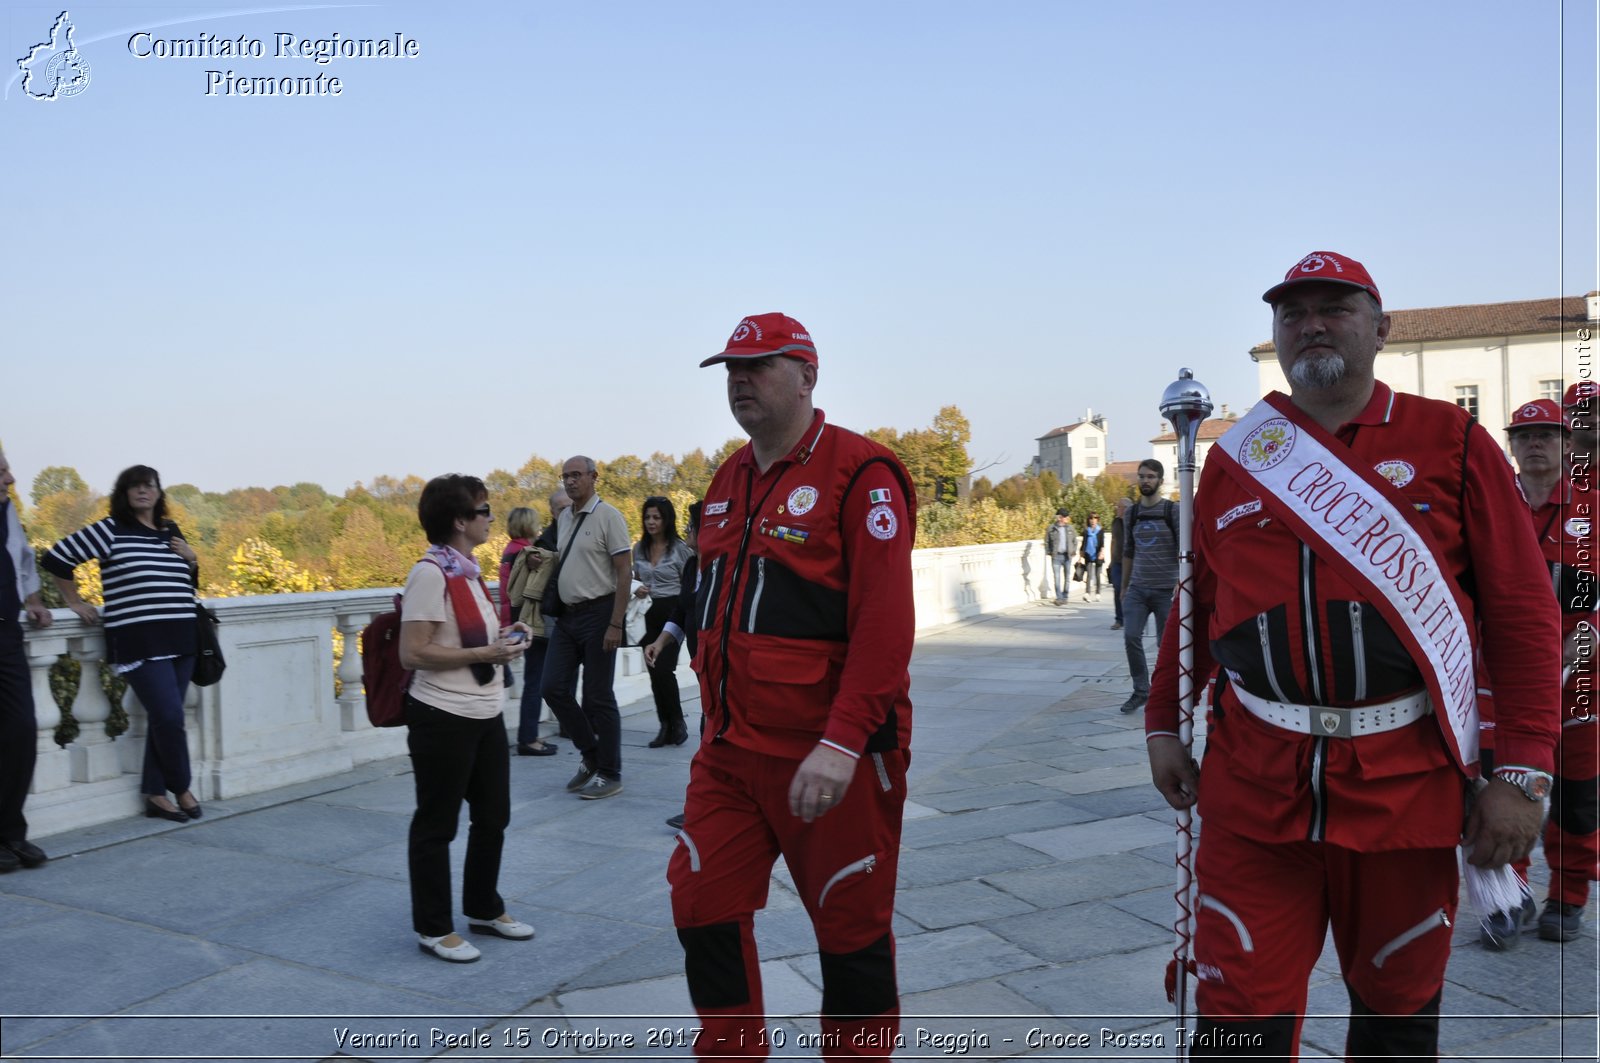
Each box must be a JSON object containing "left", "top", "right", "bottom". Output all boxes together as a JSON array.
[
  {"left": 404, "top": 695, "right": 510, "bottom": 937},
  {"left": 0, "top": 622, "right": 36, "bottom": 843},
  {"left": 541, "top": 597, "right": 621, "bottom": 779},
  {"left": 642, "top": 596, "right": 683, "bottom": 730}
]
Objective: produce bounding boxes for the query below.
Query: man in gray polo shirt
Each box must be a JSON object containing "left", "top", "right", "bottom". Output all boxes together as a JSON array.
[{"left": 541, "top": 455, "right": 633, "bottom": 800}]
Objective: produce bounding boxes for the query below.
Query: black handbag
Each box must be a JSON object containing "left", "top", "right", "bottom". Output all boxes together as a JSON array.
[
  {"left": 541, "top": 509, "right": 590, "bottom": 619},
  {"left": 193, "top": 602, "right": 225, "bottom": 686}
]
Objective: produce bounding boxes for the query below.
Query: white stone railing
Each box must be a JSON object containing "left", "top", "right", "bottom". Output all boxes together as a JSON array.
[{"left": 23, "top": 540, "right": 1045, "bottom": 838}]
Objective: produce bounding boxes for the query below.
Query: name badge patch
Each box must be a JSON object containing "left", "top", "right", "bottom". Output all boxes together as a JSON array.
[
  {"left": 705, "top": 500, "right": 730, "bottom": 516},
  {"left": 1216, "top": 498, "right": 1263, "bottom": 531}
]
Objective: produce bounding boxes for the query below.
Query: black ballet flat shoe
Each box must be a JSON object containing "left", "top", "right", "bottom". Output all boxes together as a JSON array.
[
  {"left": 517, "top": 742, "right": 558, "bottom": 757},
  {"left": 177, "top": 792, "right": 203, "bottom": 820},
  {"left": 144, "top": 799, "right": 188, "bottom": 824}
]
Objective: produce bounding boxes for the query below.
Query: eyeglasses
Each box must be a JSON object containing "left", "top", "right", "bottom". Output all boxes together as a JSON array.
[
  {"left": 560, "top": 472, "right": 589, "bottom": 482},
  {"left": 472, "top": 505, "right": 492, "bottom": 519}
]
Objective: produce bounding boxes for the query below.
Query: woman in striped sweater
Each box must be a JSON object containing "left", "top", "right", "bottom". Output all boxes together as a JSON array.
[{"left": 44, "top": 466, "right": 202, "bottom": 823}]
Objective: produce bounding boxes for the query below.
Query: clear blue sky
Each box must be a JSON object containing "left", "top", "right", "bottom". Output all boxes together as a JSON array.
[{"left": 3, "top": 0, "right": 1594, "bottom": 497}]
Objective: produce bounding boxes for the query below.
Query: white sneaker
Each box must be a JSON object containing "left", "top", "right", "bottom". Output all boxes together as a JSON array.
[
  {"left": 417, "top": 933, "right": 481, "bottom": 963},
  {"left": 468, "top": 914, "right": 535, "bottom": 940}
]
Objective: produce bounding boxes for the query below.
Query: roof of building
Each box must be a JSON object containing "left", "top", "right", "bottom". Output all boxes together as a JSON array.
[
  {"left": 1036, "top": 418, "right": 1107, "bottom": 442},
  {"left": 1149, "top": 416, "right": 1241, "bottom": 444},
  {"left": 1101, "top": 460, "right": 1142, "bottom": 484},
  {"left": 1250, "top": 294, "right": 1595, "bottom": 357}
]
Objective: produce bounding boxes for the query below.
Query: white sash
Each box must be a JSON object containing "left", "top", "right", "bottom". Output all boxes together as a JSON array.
[{"left": 1212, "top": 393, "right": 1479, "bottom": 771}]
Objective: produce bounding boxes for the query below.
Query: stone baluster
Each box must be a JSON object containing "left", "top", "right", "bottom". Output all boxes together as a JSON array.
[
  {"left": 335, "top": 610, "right": 373, "bottom": 730},
  {"left": 117, "top": 675, "right": 147, "bottom": 777},
  {"left": 22, "top": 630, "right": 71, "bottom": 793},
  {"left": 67, "top": 633, "right": 122, "bottom": 782}
]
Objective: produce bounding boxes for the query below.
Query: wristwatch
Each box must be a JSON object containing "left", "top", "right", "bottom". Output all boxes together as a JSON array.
[{"left": 1493, "top": 767, "right": 1554, "bottom": 802}]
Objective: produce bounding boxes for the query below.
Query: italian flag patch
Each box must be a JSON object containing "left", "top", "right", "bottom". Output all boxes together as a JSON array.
[{"left": 868, "top": 488, "right": 891, "bottom": 504}]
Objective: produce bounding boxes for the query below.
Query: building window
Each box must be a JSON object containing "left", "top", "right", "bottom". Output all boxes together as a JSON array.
[
  {"left": 1454, "top": 385, "right": 1479, "bottom": 419},
  {"left": 1541, "top": 378, "right": 1563, "bottom": 402},
  {"left": 1085, "top": 456, "right": 1100, "bottom": 470},
  {"left": 1084, "top": 437, "right": 1099, "bottom": 449}
]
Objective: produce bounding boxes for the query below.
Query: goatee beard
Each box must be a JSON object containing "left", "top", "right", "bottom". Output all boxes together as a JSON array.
[{"left": 1288, "top": 353, "right": 1348, "bottom": 389}]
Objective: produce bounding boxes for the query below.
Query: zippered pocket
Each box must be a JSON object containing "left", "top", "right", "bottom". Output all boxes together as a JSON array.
[
  {"left": 745, "top": 557, "right": 766, "bottom": 633},
  {"left": 1198, "top": 893, "right": 1255, "bottom": 953},
  {"left": 1372, "top": 908, "right": 1450, "bottom": 969},
  {"left": 674, "top": 830, "right": 702, "bottom": 874},
  {"left": 818, "top": 853, "right": 876, "bottom": 908}
]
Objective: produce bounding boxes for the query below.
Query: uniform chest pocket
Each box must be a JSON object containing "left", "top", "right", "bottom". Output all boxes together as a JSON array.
[{"left": 731, "top": 642, "right": 845, "bottom": 734}]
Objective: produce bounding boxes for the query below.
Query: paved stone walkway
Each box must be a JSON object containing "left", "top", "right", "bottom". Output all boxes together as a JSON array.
[{"left": 0, "top": 599, "right": 1594, "bottom": 1061}]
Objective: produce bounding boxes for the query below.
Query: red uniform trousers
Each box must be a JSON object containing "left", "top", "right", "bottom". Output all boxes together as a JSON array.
[
  {"left": 1192, "top": 823, "right": 1458, "bottom": 1061},
  {"left": 1547, "top": 720, "right": 1600, "bottom": 907},
  {"left": 669, "top": 740, "right": 908, "bottom": 1061}
]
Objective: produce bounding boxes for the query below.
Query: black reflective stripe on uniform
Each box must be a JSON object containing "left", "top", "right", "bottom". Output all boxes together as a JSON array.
[
  {"left": 1212, "top": 604, "right": 1306, "bottom": 705},
  {"left": 737, "top": 554, "right": 847, "bottom": 640},
  {"left": 838, "top": 454, "right": 914, "bottom": 754},
  {"left": 818, "top": 933, "right": 897, "bottom": 1020},
  {"left": 1323, "top": 600, "right": 1425, "bottom": 704}
]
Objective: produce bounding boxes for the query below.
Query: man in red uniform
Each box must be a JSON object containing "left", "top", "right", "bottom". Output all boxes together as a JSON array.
[
  {"left": 669, "top": 313, "right": 916, "bottom": 1060},
  {"left": 1145, "top": 252, "right": 1559, "bottom": 1058},
  {"left": 1506, "top": 398, "right": 1599, "bottom": 942}
]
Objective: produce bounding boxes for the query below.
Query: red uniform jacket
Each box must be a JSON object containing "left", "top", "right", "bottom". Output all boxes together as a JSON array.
[
  {"left": 1147, "top": 384, "right": 1560, "bottom": 850},
  {"left": 1527, "top": 475, "right": 1598, "bottom": 712},
  {"left": 692, "top": 410, "right": 916, "bottom": 760}
]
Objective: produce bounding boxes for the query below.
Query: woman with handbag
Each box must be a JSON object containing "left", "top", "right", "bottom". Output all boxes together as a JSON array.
[
  {"left": 633, "top": 496, "right": 693, "bottom": 748},
  {"left": 43, "top": 465, "right": 204, "bottom": 823},
  {"left": 398, "top": 474, "right": 533, "bottom": 963}
]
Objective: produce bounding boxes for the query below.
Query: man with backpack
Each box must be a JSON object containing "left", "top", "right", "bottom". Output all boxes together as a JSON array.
[{"left": 1119, "top": 459, "right": 1177, "bottom": 715}]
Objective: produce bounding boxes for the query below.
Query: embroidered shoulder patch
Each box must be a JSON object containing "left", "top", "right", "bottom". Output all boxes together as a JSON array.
[{"left": 866, "top": 503, "right": 898, "bottom": 540}]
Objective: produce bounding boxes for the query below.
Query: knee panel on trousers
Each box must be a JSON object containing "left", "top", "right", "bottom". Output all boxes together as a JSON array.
[
  {"left": 819, "top": 933, "right": 897, "bottom": 1020},
  {"left": 678, "top": 923, "right": 750, "bottom": 1009},
  {"left": 1345, "top": 984, "right": 1440, "bottom": 1060},
  {"left": 1552, "top": 773, "right": 1600, "bottom": 836},
  {"left": 1189, "top": 1015, "right": 1296, "bottom": 1058}
]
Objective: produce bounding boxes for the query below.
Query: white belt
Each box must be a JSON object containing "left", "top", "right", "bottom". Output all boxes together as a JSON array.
[{"left": 1232, "top": 685, "right": 1431, "bottom": 738}]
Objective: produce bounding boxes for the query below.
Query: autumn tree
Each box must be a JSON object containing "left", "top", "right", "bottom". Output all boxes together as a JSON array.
[
  {"left": 30, "top": 466, "right": 87, "bottom": 506},
  {"left": 224, "top": 539, "right": 330, "bottom": 596},
  {"left": 331, "top": 506, "right": 412, "bottom": 588}
]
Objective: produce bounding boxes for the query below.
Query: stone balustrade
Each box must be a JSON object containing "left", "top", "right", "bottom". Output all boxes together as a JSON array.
[{"left": 22, "top": 540, "right": 1045, "bottom": 838}]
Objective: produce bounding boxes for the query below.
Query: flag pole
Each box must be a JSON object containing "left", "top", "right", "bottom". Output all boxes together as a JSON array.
[{"left": 1159, "top": 368, "right": 1212, "bottom": 1051}]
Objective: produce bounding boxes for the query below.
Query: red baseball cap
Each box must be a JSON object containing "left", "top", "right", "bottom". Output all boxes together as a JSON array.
[
  {"left": 1564, "top": 381, "right": 1597, "bottom": 408},
  {"left": 1262, "top": 251, "right": 1383, "bottom": 309},
  {"left": 701, "top": 313, "right": 818, "bottom": 368},
  {"left": 1507, "top": 399, "right": 1564, "bottom": 431}
]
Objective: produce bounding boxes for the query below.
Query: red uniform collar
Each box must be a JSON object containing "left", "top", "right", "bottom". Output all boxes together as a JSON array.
[
  {"left": 1344, "top": 380, "right": 1397, "bottom": 427},
  {"left": 733, "top": 409, "right": 828, "bottom": 472}
]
